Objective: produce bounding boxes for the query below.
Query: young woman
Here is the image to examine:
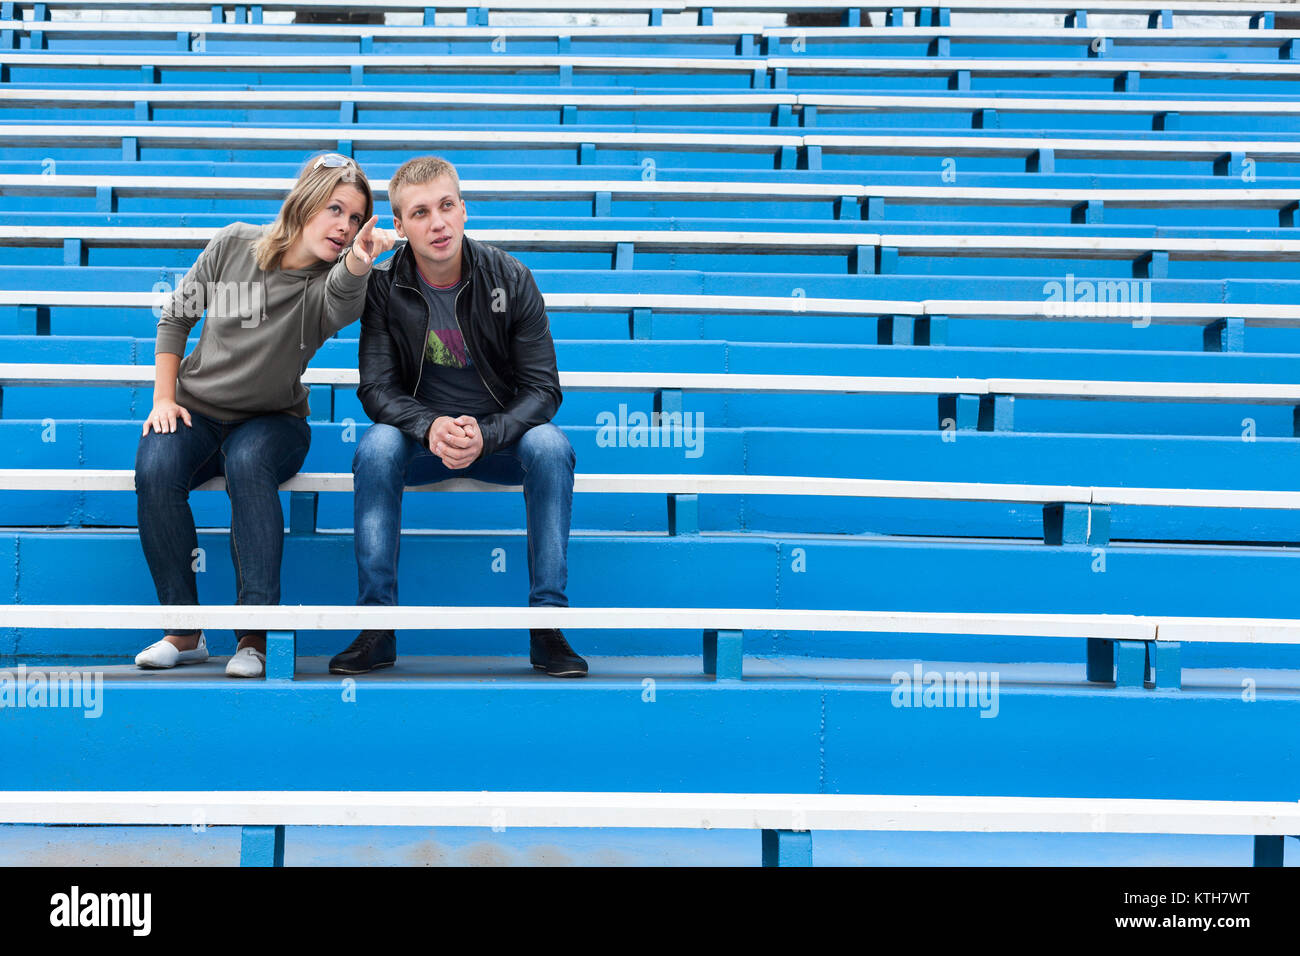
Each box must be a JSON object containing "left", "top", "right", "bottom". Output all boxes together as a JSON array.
[{"left": 133, "top": 153, "right": 393, "bottom": 678}]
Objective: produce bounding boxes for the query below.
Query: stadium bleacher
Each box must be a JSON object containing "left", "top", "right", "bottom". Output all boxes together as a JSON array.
[{"left": 1, "top": 0, "right": 1299, "bottom": 867}]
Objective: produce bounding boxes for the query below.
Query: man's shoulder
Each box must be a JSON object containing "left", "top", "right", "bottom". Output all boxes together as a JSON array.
[{"left": 467, "top": 236, "right": 532, "bottom": 283}]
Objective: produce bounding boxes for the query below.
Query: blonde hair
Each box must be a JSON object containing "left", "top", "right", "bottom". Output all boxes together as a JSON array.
[
  {"left": 252, "top": 153, "right": 374, "bottom": 271},
  {"left": 389, "top": 155, "right": 462, "bottom": 220}
]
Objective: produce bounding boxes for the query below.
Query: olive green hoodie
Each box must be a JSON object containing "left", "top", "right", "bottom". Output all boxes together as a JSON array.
[{"left": 155, "top": 222, "right": 368, "bottom": 422}]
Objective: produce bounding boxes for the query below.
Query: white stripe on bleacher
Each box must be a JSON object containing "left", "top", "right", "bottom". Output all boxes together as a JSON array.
[
  {"left": 7, "top": 174, "right": 1298, "bottom": 209},
  {"left": 6, "top": 53, "right": 1300, "bottom": 80},
  {"left": 8, "top": 603, "right": 1300, "bottom": 646},
  {"left": 4, "top": 289, "right": 1298, "bottom": 325},
  {"left": 0, "top": 469, "right": 1098, "bottom": 504},
  {"left": 0, "top": 604, "right": 1148, "bottom": 638},
  {"left": 1, "top": 791, "right": 1297, "bottom": 835},
  {"left": 702, "top": 0, "right": 1299, "bottom": 12},
  {"left": 8, "top": 88, "right": 1300, "bottom": 121},
  {"left": 7, "top": 225, "right": 1300, "bottom": 259},
  {"left": 4, "top": 123, "right": 1296, "bottom": 162},
  {"left": 10, "top": 21, "right": 1300, "bottom": 44},
  {"left": 8, "top": 468, "right": 1300, "bottom": 512},
  {"left": 16, "top": 0, "right": 688, "bottom": 10},
  {"left": 9, "top": 364, "right": 1300, "bottom": 405}
]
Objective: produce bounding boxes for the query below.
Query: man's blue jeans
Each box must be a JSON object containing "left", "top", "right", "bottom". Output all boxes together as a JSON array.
[
  {"left": 135, "top": 410, "right": 311, "bottom": 638},
  {"left": 353, "top": 422, "right": 575, "bottom": 608}
]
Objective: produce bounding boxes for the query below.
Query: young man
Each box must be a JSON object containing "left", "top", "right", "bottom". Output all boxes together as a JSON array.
[{"left": 331, "top": 156, "right": 585, "bottom": 677}]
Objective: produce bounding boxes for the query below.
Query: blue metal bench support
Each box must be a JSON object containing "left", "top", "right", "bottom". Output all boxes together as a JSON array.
[
  {"left": 668, "top": 494, "right": 699, "bottom": 536},
  {"left": 266, "top": 631, "right": 296, "bottom": 682},
  {"left": 32, "top": 2, "right": 47, "bottom": 19},
  {"left": 800, "top": 104, "right": 817, "bottom": 126},
  {"left": 1064, "top": 10, "right": 1086, "bottom": 27},
  {"left": 777, "top": 145, "right": 797, "bottom": 169},
  {"left": 878, "top": 315, "right": 944, "bottom": 346},
  {"left": 469, "top": 6, "right": 489, "bottom": 26},
  {"left": 875, "top": 245, "right": 898, "bottom": 274},
  {"left": 887, "top": 6, "right": 904, "bottom": 26},
  {"left": 289, "top": 491, "right": 318, "bottom": 534},
  {"left": 655, "top": 388, "right": 683, "bottom": 420},
  {"left": 762, "top": 829, "right": 811, "bottom": 866},
  {"left": 774, "top": 103, "right": 794, "bottom": 126},
  {"left": 1072, "top": 199, "right": 1103, "bottom": 224},
  {"left": 1117, "top": 70, "right": 1138, "bottom": 91},
  {"left": 1043, "top": 503, "right": 1110, "bottom": 546},
  {"left": 339, "top": 101, "right": 355, "bottom": 124},
  {"left": 556, "top": 35, "right": 570, "bottom": 53},
  {"left": 1250, "top": 12, "right": 1274, "bottom": 29},
  {"left": 950, "top": 69, "right": 970, "bottom": 90},
  {"left": 349, "top": 64, "right": 363, "bottom": 85},
  {"left": 1281, "top": 38, "right": 1295, "bottom": 60},
  {"left": 851, "top": 245, "right": 873, "bottom": 275},
  {"left": 133, "top": 99, "right": 149, "bottom": 120},
  {"left": 210, "top": 4, "right": 222, "bottom": 22},
  {"left": 751, "top": 66, "right": 767, "bottom": 89},
  {"left": 1281, "top": 201, "right": 1298, "bottom": 227},
  {"left": 1148, "top": 9, "right": 1172, "bottom": 28},
  {"left": 336, "top": 139, "right": 353, "bottom": 158},
  {"left": 614, "top": 242, "right": 633, "bottom": 271},
  {"left": 703, "top": 629, "right": 742, "bottom": 681},
  {"left": 0, "top": 305, "right": 47, "bottom": 335},
  {"left": 799, "top": 146, "right": 822, "bottom": 172},
  {"left": 864, "top": 196, "right": 884, "bottom": 220},
  {"left": 1215, "top": 150, "right": 1247, "bottom": 177},
  {"left": 1203, "top": 317, "right": 1244, "bottom": 353},
  {"left": 423, "top": 7, "right": 436, "bottom": 26},
  {"left": 593, "top": 191, "right": 611, "bottom": 217},
  {"left": 578, "top": 142, "right": 595, "bottom": 165},
  {"left": 773, "top": 66, "right": 788, "bottom": 89},
  {"left": 649, "top": 8, "right": 662, "bottom": 27},
  {"left": 698, "top": 6, "right": 713, "bottom": 26},
  {"left": 122, "top": 136, "right": 138, "bottom": 161},
  {"left": 358, "top": 35, "right": 373, "bottom": 54},
  {"left": 629, "top": 308, "right": 651, "bottom": 340},
  {"left": 979, "top": 394, "right": 1013, "bottom": 431},
  {"left": 937, "top": 393, "right": 979, "bottom": 432},
  {"left": 930, "top": 37, "right": 950, "bottom": 57},
  {"left": 308, "top": 385, "right": 333, "bottom": 423},
  {"left": 95, "top": 186, "right": 114, "bottom": 213},
  {"left": 835, "top": 195, "right": 858, "bottom": 220},
  {"left": 62, "top": 238, "right": 82, "bottom": 267},
  {"left": 1086, "top": 639, "right": 1113, "bottom": 683},
  {"left": 1151, "top": 641, "right": 1181, "bottom": 691},
  {"left": 976, "top": 108, "right": 997, "bottom": 129},
  {"left": 1028, "top": 148, "right": 1054, "bottom": 173},
  {"left": 1253, "top": 835, "right": 1285, "bottom": 866},
  {"left": 176, "top": 31, "right": 190, "bottom": 52},
  {"left": 1136, "top": 250, "right": 1167, "bottom": 279},
  {"left": 250, "top": 5, "right": 262, "bottom": 23},
  {"left": 843, "top": 8, "right": 861, "bottom": 27},
  {"left": 1114, "top": 640, "right": 1149, "bottom": 688},
  {"left": 739, "top": 34, "right": 755, "bottom": 57},
  {"left": 240, "top": 825, "right": 285, "bottom": 866},
  {"left": 559, "top": 63, "right": 573, "bottom": 85},
  {"left": 1156, "top": 110, "right": 1179, "bottom": 130},
  {"left": 560, "top": 104, "right": 576, "bottom": 125}
]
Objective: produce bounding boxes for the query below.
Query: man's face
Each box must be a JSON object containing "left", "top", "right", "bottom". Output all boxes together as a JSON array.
[{"left": 393, "top": 175, "right": 467, "bottom": 275}]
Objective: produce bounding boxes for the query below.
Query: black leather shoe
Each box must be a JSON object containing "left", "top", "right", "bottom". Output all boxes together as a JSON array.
[
  {"left": 530, "top": 628, "right": 588, "bottom": 678},
  {"left": 329, "top": 629, "right": 396, "bottom": 675}
]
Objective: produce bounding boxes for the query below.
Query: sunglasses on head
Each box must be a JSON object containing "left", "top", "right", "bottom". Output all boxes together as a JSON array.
[{"left": 312, "top": 153, "right": 355, "bottom": 170}]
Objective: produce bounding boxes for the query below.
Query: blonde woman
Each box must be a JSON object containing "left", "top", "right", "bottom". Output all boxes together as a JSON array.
[{"left": 133, "top": 153, "right": 393, "bottom": 678}]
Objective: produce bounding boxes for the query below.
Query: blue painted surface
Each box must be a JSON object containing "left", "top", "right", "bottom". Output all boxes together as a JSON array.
[{"left": 3, "top": 11, "right": 1300, "bottom": 865}]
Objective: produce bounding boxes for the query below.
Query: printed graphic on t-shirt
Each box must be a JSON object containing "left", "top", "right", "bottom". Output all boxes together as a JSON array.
[{"left": 425, "top": 327, "right": 471, "bottom": 369}]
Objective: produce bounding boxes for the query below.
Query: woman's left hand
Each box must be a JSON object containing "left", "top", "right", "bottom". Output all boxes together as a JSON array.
[{"left": 346, "top": 215, "right": 395, "bottom": 274}]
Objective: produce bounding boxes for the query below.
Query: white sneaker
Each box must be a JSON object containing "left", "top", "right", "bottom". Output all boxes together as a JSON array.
[
  {"left": 226, "top": 645, "right": 266, "bottom": 679},
  {"left": 135, "top": 632, "right": 209, "bottom": 669}
]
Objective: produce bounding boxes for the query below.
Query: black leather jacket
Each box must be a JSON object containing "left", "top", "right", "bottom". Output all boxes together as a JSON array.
[{"left": 357, "top": 235, "right": 563, "bottom": 460}]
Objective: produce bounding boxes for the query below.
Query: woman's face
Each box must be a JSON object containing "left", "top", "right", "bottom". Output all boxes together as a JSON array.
[{"left": 299, "top": 184, "right": 367, "bottom": 264}]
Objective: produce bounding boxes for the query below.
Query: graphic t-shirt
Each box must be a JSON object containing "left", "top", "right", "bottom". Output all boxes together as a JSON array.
[{"left": 412, "top": 269, "right": 500, "bottom": 421}]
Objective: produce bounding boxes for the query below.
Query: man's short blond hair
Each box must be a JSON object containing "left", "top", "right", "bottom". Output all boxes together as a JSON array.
[{"left": 389, "top": 156, "right": 462, "bottom": 220}]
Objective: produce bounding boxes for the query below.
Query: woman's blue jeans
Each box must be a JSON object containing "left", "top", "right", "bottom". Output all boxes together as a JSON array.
[
  {"left": 134, "top": 410, "right": 311, "bottom": 638},
  {"left": 352, "top": 422, "right": 575, "bottom": 608}
]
